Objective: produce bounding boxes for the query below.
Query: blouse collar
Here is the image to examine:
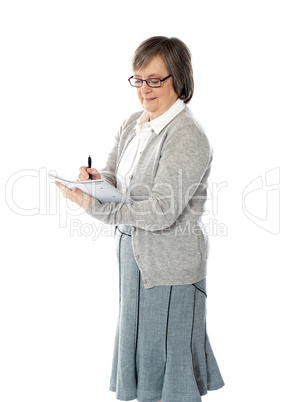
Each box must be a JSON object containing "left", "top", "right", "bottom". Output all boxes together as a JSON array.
[{"left": 135, "top": 98, "right": 185, "bottom": 135}]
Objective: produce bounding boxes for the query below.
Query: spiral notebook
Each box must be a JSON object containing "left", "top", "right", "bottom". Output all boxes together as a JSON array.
[{"left": 49, "top": 172, "right": 131, "bottom": 204}]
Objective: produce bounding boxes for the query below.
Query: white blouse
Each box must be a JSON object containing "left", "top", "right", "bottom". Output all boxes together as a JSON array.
[{"left": 116, "top": 98, "right": 185, "bottom": 194}]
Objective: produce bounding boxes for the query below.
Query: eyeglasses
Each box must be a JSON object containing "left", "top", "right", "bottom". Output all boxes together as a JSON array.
[{"left": 128, "top": 74, "right": 172, "bottom": 88}]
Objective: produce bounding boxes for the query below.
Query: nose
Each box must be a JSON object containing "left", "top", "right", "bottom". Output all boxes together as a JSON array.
[{"left": 140, "top": 80, "right": 151, "bottom": 94}]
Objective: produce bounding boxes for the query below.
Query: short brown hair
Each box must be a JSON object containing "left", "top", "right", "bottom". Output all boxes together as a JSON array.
[{"left": 132, "top": 36, "right": 194, "bottom": 104}]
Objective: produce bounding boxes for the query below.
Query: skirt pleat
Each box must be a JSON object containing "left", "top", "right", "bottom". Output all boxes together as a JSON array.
[{"left": 109, "top": 227, "right": 224, "bottom": 402}]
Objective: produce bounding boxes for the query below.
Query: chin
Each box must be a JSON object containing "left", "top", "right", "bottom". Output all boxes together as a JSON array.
[{"left": 143, "top": 102, "right": 158, "bottom": 112}]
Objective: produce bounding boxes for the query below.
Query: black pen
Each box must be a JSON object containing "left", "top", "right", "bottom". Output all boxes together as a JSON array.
[{"left": 88, "top": 155, "right": 92, "bottom": 180}]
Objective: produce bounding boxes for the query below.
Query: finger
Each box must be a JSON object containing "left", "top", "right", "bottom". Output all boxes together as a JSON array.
[
  {"left": 79, "top": 166, "right": 87, "bottom": 174},
  {"left": 78, "top": 172, "right": 89, "bottom": 181},
  {"left": 87, "top": 168, "right": 101, "bottom": 180},
  {"left": 73, "top": 188, "right": 94, "bottom": 210},
  {"left": 55, "top": 181, "right": 67, "bottom": 192},
  {"left": 56, "top": 182, "right": 92, "bottom": 209},
  {"left": 79, "top": 166, "right": 89, "bottom": 180},
  {"left": 56, "top": 182, "right": 76, "bottom": 201},
  {"left": 70, "top": 187, "right": 87, "bottom": 207},
  {"left": 86, "top": 168, "right": 98, "bottom": 175}
]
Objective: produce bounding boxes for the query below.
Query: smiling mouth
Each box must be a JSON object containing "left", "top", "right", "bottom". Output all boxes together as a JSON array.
[{"left": 144, "top": 97, "right": 157, "bottom": 102}]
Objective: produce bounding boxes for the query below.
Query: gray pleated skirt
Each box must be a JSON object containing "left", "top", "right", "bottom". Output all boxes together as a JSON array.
[{"left": 109, "top": 225, "right": 224, "bottom": 402}]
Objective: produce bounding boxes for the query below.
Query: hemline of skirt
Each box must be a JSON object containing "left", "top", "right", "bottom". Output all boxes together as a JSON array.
[
  {"left": 109, "top": 386, "right": 162, "bottom": 402},
  {"left": 110, "top": 381, "right": 225, "bottom": 401}
]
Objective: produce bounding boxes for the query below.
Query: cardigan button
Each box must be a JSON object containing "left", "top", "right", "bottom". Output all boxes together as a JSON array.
[
  {"left": 131, "top": 227, "right": 136, "bottom": 232},
  {"left": 129, "top": 174, "right": 133, "bottom": 179},
  {"left": 142, "top": 279, "right": 147, "bottom": 284}
]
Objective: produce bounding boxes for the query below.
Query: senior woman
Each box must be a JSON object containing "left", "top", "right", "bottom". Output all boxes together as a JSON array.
[{"left": 57, "top": 36, "right": 224, "bottom": 402}]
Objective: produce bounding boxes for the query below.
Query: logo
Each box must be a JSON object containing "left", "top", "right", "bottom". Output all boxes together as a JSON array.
[{"left": 242, "top": 167, "right": 280, "bottom": 234}]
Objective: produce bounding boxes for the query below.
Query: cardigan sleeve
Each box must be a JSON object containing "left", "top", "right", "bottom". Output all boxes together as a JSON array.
[{"left": 85, "top": 122, "right": 212, "bottom": 231}]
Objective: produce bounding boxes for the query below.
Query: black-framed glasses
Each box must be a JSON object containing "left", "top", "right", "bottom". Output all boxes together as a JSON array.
[{"left": 128, "top": 74, "right": 172, "bottom": 88}]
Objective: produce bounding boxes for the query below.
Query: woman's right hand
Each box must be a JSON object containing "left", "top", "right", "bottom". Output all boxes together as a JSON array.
[{"left": 78, "top": 166, "right": 102, "bottom": 181}]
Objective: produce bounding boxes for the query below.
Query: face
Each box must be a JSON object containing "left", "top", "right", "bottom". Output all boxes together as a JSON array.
[{"left": 134, "top": 55, "right": 178, "bottom": 121}]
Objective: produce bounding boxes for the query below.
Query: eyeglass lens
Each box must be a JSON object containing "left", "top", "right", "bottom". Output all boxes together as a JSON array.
[{"left": 129, "top": 78, "right": 162, "bottom": 87}]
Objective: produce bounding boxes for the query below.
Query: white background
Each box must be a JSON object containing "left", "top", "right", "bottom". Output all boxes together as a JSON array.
[{"left": 1, "top": 1, "right": 284, "bottom": 401}]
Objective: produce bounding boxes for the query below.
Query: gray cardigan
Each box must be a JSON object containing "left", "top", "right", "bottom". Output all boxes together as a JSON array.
[{"left": 86, "top": 106, "right": 213, "bottom": 289}]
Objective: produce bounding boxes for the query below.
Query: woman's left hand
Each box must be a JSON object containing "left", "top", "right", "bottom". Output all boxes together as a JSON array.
[{"left": 56, "top": 181, "right": 94, "bottom": 210}]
